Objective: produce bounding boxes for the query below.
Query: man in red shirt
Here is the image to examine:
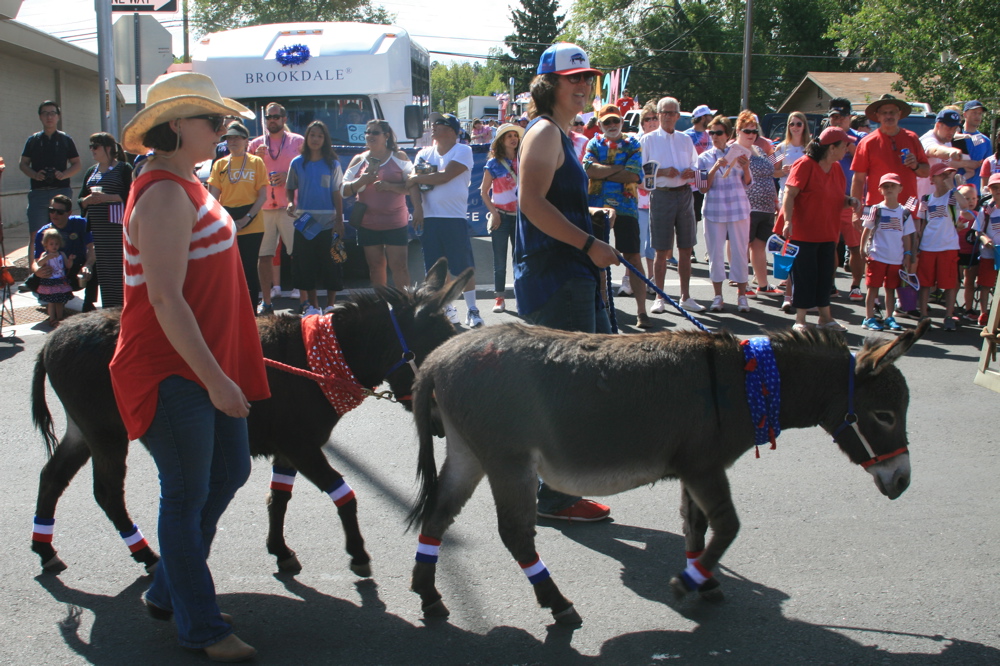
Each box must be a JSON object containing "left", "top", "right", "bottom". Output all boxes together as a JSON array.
[
  {"left": 615, "top": 89, "right": 636, "bottom": 114},
  {"left": 850, "top": 95, "right": 929, "bottom": 223}
]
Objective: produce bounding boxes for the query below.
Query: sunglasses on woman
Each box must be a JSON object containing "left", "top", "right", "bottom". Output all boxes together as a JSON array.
[
  {"left": 563, "top": 73, "right": 596, "bottom": 85},
  {"left": 788, "top": 121, "right": 804, "bottom": 127},
  {"left": 642, "top": 117, "right": 657, "bottom": 123},
  {"left": 573, "top": 121, "right": 585, "bottom": 126},
  {"left": 364, "top": 130, "right": 383, "bottom": 136},
  {"left": 741, "top": 128, "right": 759, "bottom": 135},
  {"left": 190, "top": 114, "right": 226, "bottom": 132},
  {"left": 708, "top": 130, "right": 727, "bottom": 136}
]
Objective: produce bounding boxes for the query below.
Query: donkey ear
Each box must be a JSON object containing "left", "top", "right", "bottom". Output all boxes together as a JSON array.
[
  {"left": 857, "top": 317, "right": 930, "bottom": 377},
  {"left": 418, "top": 266, "right": 474, "bottom": 315},
  {"left": 419, "top": 258, "right": 450, "bottom": 295}
]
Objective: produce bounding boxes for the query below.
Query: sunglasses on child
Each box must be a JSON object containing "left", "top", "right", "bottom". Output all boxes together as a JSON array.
[{"left": 48, "top": 207, "right": 69, "bottom": 214}]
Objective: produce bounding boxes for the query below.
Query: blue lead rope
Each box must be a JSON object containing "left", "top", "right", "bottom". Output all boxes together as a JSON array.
[{"left": 617, "top": 256, "right": 712, "bottom": 333}]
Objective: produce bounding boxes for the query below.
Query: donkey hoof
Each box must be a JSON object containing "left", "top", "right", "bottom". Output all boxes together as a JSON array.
[
  {"left": 42, "top": 555, "right": 68, "bottom": 574},
  {"left": 277, "top": 554, "right": 303, "bottom": 573},
  {"left": 669, "top": 576, "right": 691, "bottom": 600},
  {"left": 350, "top": 562, "right": 372, "bottom": 578},
  {"left": 422, "top": 598, "right": 450, "bottom": 618},
  {"left": 552, "top": 604, "right": 583, "bottom": 625},
  {"left": 698, "top": 578, "right": 725, "bottom": 603}
]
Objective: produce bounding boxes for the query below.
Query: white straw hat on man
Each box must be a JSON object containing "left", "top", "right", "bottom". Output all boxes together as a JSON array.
[{"left": 122, "top": 71, "right": 254, "bottom": 153}]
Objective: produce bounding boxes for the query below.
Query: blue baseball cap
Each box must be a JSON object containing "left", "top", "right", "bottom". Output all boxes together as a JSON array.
[
  {"left": 964, "top": 100, "right": 985, "bottom": 112},
  {"left": 429, "top": 112, "right": 461, "bottom": 134},
  {"left": 935, "top": 109, "right": 962, "bottom": 127},
  {"left": 537, "top": 42, "right": 601, "bottom": 77}
]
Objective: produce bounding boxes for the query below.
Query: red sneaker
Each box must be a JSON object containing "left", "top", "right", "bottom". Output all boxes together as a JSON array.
[
  {"left": 979, "top": 313, "right": 988, "bottom": 326},
  {"left": 538, "top": 499, "right": 611, "bottom": 522}
]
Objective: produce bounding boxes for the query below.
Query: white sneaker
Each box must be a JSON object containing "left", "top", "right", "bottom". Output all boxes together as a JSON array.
[
  {"left": 466, "top": 308, "right": 484, "bottom": 328},
  {"left": 650, "top": 298, "right": 666, "bottom": 314},
  {"left": 710, "top": 295, "right": 724, "bottom": 312},
  {"left": 618, "top": 275, "right": 633, "bottom": 296},
  {"left": 301, "top": 304, "right": 322, "bottom": 317},
  {"left": 290, "top": 289, "right": 301, "bottom": 299},
  {"left": 270, "top": 285, "right": 281, "bottom": 299},
  {"left": 737, "top": 295, "right": 750, "bottom": 312},
  {"left": 681, "top": 298, "right": 705, "bottom": 312},
  {"left": 444, "top": 304, "right": 460, "bottom": 324}
]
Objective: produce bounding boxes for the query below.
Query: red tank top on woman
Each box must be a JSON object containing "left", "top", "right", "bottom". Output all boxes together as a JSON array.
[{"left": 110, "top": 169, "right": 270, "bottom": 440}]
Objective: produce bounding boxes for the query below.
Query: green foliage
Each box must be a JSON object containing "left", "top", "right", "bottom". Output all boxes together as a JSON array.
[
  {"left": 566, "top": 0, "right": 851, "bottom": 114},
  {"left": 829, "top": 0, "right": 1000, "bottom": 110},
  {"left": 504, "top": 0, "right": 567, "bottom": 91},
  {"left": 191, "top": 0, "right": 395, "bottom": 35}
]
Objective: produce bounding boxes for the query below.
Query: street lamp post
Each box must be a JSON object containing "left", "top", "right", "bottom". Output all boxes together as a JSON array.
[{"left": 740, "top": 0, "right": 753, "bottom": 110}]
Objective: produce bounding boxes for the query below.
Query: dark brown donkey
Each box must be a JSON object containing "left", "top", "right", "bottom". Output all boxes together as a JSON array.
[
  {"left": 31, "top": 258, "right": 471, "bottom": 576},
  {"left": 409, "top": 320, "right": 929, "bottom": 624}
]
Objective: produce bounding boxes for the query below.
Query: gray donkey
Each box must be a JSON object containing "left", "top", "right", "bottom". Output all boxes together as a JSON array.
[{"left": 408, "top": 320, "right": 929, "bottom": 624}]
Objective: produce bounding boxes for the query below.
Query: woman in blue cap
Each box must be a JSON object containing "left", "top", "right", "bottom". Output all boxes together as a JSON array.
[{"left": 515, "top": 42, "right": 618, "bottom": 522}]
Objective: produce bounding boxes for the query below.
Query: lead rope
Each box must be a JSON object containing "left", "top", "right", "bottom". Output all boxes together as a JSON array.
[{"left": 618, "top": 256, "right": 712, "bottom": 333}]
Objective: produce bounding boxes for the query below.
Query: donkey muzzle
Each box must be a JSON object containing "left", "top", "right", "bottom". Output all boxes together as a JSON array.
[{"left": 867, "top": 453, "right": 910, "bottom": 500}]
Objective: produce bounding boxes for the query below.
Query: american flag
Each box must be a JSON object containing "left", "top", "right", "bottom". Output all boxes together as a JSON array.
[
  {"left": 694, "top": 169, "right": 709, "bottom": 189},
  {"left": 862, "top": 207, "right": 877, "bottom": 225},
  {"left": 903, "top": 196, "right": 918, "bottom": 214},
  {"left": 766, "top": 148, "right": 785, "bottom": 166},
  {"left": 967, "top": 133, "right": 987, "bottom": 146},
  {"left": 928, "top": 204, "right": 947, "bottom": 219}
]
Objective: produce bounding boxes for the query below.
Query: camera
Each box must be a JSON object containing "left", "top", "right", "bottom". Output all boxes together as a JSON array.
[{"left": 414, "top": 159, "right": 437, "bottom": 191}]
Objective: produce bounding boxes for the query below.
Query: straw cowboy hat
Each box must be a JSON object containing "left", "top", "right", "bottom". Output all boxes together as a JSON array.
[
  {"left": 122, "top": 71, "right": 254, "bottom": 153},
  {"left": 864, "top": 94, "right": 911, "bottom": 122},
  {"left": 494, "top": 122, "right": 524, "bottom": 140}
]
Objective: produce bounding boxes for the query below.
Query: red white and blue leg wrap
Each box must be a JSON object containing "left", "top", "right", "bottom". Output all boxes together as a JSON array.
[
  {"left": 680, "top": 560, "right": 713, "bottom": 591},
  {"left": 119, "top": 524, "right": 149, "bottom": 554},
  {"left": 270, "top": 466, "right": 297, "bottom": 492},
  {"left": 32, "top": 516, "right": 55, "bottom": 543},
  {"left": 326, "top": 478, "right": 356, "bottom": 507},
  {"left": 415, "top": 534, "right": 441, "bottom": 564},
  {"left": 519, "top": 554, "right": 552, "bottom": 586},
  {"left": 686, "top": 550, "right": 704, "bottom": 567}
]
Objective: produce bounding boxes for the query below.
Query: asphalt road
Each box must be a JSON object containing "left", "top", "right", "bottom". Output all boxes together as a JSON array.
[{"left": 2, "top": 235, "right": 999, "bottom": 665}]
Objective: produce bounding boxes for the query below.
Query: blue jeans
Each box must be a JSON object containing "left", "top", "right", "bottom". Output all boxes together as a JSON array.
[
  {"left": 28, "top": 188, "right": 72, "bottom": 240},
  {"left": 491, "top": 211, "right": 516, "bottom": 293},
  {"left": 526, "top": 277, "right": 610, "bottom": 513},
  {"left": 142, "top": 375, "right": 251, "bottom": 649}
]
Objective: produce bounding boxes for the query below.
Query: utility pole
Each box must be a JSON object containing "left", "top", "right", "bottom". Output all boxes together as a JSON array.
[
  {"left": 740, "top": 0, "right": 753, "bottom": 111},
  {"left": 95, "top": 0, "right": 119, "bottom": 134},
  {"left": 183, "top": 0, "right": 190, "bottom": 63}
]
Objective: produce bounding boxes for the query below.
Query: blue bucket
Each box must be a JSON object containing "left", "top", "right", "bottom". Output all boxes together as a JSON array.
[{"left": 772, "top": 252, "right": 796, "bottom": 279}]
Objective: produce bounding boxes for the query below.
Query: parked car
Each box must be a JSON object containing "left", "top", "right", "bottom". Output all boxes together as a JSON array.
[{"left": 759, "top": 113, "right": 826, "bottom": 143}]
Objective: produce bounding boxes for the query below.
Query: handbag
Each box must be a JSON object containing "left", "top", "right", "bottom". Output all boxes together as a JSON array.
[
  {"left": 348, "top": 202, "right": 367, "bottom": 230},
  {"left": 23, "top": 273, "right": 41, "bottom": 292}
]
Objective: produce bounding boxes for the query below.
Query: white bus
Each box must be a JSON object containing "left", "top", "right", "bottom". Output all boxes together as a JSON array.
[{"left": 190, "top": 22, "right": 430, "bottom": 145}]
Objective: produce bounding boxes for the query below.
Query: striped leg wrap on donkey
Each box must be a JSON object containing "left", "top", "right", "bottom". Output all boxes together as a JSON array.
[
  {"left": 670, "top": 553, "right": 724, "bottom": 602},
  {"left": 33, "top": 517, "right": 158, "bottom": 573}
]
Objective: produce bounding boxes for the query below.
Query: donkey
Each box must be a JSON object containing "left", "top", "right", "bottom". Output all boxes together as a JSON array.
[
  {"left": 31, "top": 258, "right": 471, "bottom": 576},
  {"left": 408, "top": 320, "right": 929, "bottom": 624}
]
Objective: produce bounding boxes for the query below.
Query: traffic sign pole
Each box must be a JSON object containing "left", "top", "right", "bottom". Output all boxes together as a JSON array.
[{"left": 96, "top": 0, "right": 119, "bottom": 134}]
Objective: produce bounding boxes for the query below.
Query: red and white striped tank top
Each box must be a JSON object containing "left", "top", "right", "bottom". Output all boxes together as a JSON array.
[{"left": 110, "top": 169, "right": 270, "bottom": 439}]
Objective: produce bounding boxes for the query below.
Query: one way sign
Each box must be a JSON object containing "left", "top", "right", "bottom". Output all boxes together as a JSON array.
[{"left": 111, "top": 0, "right": 178, "bottom": 11}]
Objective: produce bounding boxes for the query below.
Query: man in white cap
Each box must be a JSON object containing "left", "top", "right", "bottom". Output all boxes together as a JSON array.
[{"left": 918, "top": 108, "right": 979, "bottom": 199}]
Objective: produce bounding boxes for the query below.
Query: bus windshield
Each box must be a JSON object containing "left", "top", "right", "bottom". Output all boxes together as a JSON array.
[{"left": 237, "top": 96, "right": 377, "bottom": 145}]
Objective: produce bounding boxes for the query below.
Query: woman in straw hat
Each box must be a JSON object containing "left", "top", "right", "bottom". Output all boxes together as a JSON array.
[{"left": 109, "top": 71, "right": 270, "bottom": 662}]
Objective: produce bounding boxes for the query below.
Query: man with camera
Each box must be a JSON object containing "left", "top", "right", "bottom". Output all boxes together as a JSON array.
[{"left": 19, "top": 101, "right": 81, "bottom": 241}]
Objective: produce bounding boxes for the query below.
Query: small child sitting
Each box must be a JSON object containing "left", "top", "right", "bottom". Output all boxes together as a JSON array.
[
  {"left": 860, "top": 172, "right": 916, "bottom": 331},
  {"left": 972, "top": 173, "right": 1000, "bottom": 326},
  {"left": 35, "top": 227, "right": 75, "bottom": 327},
  {"left": 916, "top": 162, "right": 969, "bottom": 330}
]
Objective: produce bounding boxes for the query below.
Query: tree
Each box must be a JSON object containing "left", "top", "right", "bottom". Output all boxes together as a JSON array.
[
  {"left": 192, "top": 0, "right": 395, "bottom": 35},
  {"left": 504, "top": 0, "right": 567, "bottom": 92},
  {"left": 430, "top": 56, "right": 511, "bottom": 116},
  {"left": 565, "top": 0, "right": 851, "bottom": 114},
  {"left": 829, "top": 0, "right": 1000, "bottom": 110}
]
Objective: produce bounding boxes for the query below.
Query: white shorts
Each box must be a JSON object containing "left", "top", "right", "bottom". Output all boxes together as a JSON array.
[{"left": 259, "top": 208, "right": 296, "bottom": 257}]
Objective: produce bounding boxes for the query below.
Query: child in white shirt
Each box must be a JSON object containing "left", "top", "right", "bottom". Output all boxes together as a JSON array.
[{"left": 860, "top": 172, "right": 916, "bottom": 331}]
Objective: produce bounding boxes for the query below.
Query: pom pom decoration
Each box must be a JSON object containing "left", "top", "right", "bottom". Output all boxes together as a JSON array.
[{"left": 276, "top": 44, "right": 311, "bottom": 67}]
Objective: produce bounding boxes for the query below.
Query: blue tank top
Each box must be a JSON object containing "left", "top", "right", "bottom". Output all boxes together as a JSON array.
[{"left": 514, "top": 117, "right": 599, "bottom": 315}]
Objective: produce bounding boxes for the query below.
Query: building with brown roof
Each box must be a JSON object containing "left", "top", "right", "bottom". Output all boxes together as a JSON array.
[{"left": 776, "top": 72, "right": 919, "bottom": 115}]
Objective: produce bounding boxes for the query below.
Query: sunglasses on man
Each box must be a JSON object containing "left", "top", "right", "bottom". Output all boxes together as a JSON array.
[
  {"left": 265, "top": 114, "right": 286, "bottom": 121},
  {"left": 601, "top": 118, "right": 621, "bottom": 126},
  {"left": 48, "top": 207, "right": 69, "bottom": 214}
]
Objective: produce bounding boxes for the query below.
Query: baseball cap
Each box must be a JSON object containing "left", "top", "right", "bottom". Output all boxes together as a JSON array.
[
  {"left": 828, "top": 104, "right": 852, "bottom": 117},
  {"left": 935, "top": 109, "right": 962, "bottom": 127},
  {"left": 878, "top": 172, "right": 902, "bottom": 187},
  {"left": 598, "top": 104, "right": 622, "bottom": 122},
  {"left": 929, "top": 162, "right": 957, "bottom": 177},
  {"left": 536, "top": 42, "right": 601, "bottom": 77},
  {"left": 222, "top": 122, "right": 249, "bottom": 139},
  {"left": 429, "top": 112, "right": 461, "bottom": 134},
  {"left": 818, "top": 127, "right": 855, "bottom": 145},
  {"left": 691, "top": 104, "right": 712, "bottom": 120},
  {"left": 964, "top": 100, "right": 986, "bottom": 112},
  {"left": 988, "top": 173, "right": 1000, "bottom": 187}
]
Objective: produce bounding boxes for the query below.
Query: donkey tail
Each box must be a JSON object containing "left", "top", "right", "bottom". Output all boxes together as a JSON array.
[
  {"left": 31, "top": 352, "right": 58, "bottom": 459},
  {"left": 406, "top": 369, "right": 440, "bottom": 530}
]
